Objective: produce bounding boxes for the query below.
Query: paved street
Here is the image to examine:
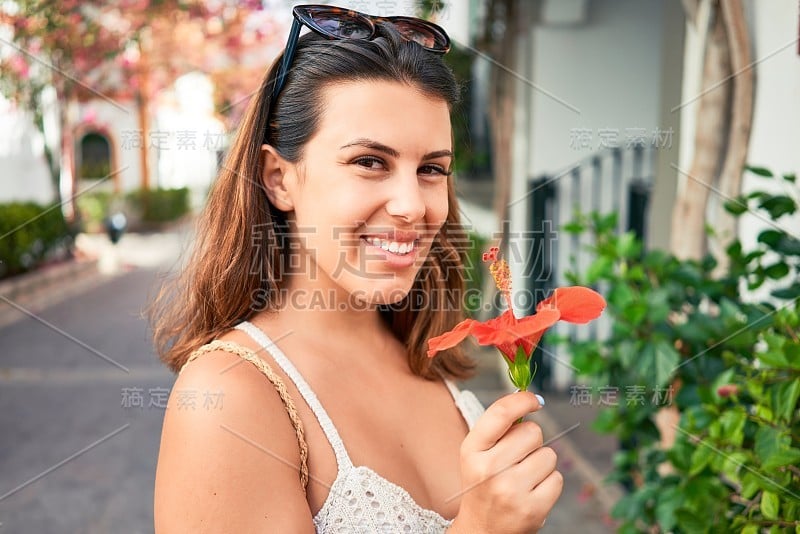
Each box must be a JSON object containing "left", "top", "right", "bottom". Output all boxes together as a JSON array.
[
  {"left": 1, "top": 235, "right": 617, "bottom": 533},
  {"left": 0, "top": 267, "right": 173, "bottom": 533}
]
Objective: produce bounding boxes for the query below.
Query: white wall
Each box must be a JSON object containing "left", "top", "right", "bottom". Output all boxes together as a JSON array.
[
  {"left": 0, "top": 97, "right": 55, "bottom": 204},
  {"left": 677, "top": 0, "right": 799, "bottom": 303},
  {"left": 75, "top": 99, "right": 142, "bottom": 194},
  {"left": 527, "top": 0, "right": 665, "bottom": 178},
  {"left": 739, "top": 0, "right": 800, "bottom": 301},
  {"left": 507, "top": 0, "right": 669, "bottom": 389}
]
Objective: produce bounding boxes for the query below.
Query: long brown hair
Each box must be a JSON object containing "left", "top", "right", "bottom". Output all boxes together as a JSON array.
[{"left": 150, "top": 24, "right": 476, "bottom": 381}]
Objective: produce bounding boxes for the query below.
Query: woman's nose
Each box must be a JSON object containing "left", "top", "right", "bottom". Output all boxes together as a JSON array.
[{"left": 384, "top": 171, "right": 426, "bottom": 223}]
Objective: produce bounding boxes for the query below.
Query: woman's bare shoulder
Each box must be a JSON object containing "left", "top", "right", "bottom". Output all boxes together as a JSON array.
[{"left": 154, "top": 343, "right": 314, "bottom": 533}]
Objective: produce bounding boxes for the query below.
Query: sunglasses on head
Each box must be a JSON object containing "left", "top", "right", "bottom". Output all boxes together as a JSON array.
[{"left": 267, "top": 4, "right": 451, "bottom": 122}]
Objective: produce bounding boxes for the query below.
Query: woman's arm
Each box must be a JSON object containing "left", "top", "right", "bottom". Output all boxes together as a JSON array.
[{"left": 154, "top": 350, "right": 315, "bottom": 533}]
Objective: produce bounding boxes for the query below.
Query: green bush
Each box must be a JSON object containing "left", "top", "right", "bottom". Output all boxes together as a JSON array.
[
  {"left": 562, "top": 166, "right": 800, "bottom": 532},
  {"left": 0, "top": 202, "right": 71, "bottom": 278},
  {"left": 125, "top": 187, "right": 190, "bottom": 224}
]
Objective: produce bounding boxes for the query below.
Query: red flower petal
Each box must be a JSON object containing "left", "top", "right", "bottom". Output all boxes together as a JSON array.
[
  {"left": 471, "top": 308, "right": 560, "bottom": 358},
  {"left": 427, "top": 318, "right": 477, "bottom": 357},
  {"left": 537, "top": 286, "right": 606, "bottom": 324}
]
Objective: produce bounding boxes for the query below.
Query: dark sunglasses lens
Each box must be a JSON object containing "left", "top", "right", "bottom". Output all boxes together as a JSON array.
[
  {"left": 392, "top": 20, "right": 448, "bottom": 50},
  {"left": 309, "top": 12, "right": 372, "bottom": 39}
]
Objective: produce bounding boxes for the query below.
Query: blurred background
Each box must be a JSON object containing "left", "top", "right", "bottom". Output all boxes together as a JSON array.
[{"left": 1, "top": 0, "right": 798, "bottom": 532}]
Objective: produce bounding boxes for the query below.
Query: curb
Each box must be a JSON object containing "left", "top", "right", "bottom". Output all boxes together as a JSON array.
[{"left": 0, "top": 258, "right": 103, "bottom": 329}]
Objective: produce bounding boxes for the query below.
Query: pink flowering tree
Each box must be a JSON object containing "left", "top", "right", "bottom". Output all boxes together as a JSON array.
[{"left": 0, "top": 0, "right": 276, "bottom": 200}]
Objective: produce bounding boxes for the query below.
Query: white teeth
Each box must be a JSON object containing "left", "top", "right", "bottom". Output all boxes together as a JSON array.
[{"left": 364, "top": 237, "right": 416, "bottom": 255}]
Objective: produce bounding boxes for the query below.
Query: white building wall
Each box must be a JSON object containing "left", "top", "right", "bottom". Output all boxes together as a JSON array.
[
  {"left": 740, "top": 0, "right": 800, "bottom": 277},
  {"left": 528, "top": 0, "right": 665, "bottom": 179},
  {"left": 508, "top": 0, "right": 668, "bottom": 390},
  {"left": 0, "top": 97, "right": 55, "bottom": 204},
  {"left": 677, "top": 0, "right": 799, "bottom": 304},
  {"left": 75, "top": 99, "right": 142, "bottom": 194}
]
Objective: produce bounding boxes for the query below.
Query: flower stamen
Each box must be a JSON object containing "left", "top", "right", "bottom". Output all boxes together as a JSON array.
[{"left": 484, "top": 246, "right": 514, "bottom": 313}]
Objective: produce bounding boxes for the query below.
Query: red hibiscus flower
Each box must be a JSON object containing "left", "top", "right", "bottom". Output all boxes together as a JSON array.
[{"left": 427, "top": 246, "right": 606, "bottom": 390}]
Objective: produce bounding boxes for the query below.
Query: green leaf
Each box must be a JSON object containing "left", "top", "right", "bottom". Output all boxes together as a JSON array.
[
  {"left": 720, "top": 452, "right": 749, "bottom": 482},
  {"left": 654, "top": 486, "right": 681, "bottom": 531},
  {"left": 772, "top": 282, "right": 800, "bottom": 300},
  {"left": 724, "top": 198, "right": 749, "bottom": 215},
  {"left": 621, "top": 301, "right": 648, "bottom": 325},
  {"left": 740, "top": 472, "right": 760, "bottom": 499},
  {"left": 759, "top": 195, "right": 797, "bottom": 218},
  {"left": 718, "top": 409, "right": 746, "bottom": 447},
  {"left": 592, "top": 408, "right": 617, "bottom": 433},
  {"left": 783, "top": 172, "right": 796, "bottom": 183},
  {"left": 637, "top": 340, "right": 680, "bottom": 388},
  {"left": 755, "top": 426, "right": 791, "bottom": 468},
  {"left": 761, "top": 490, "right": 779, "bottom": 520},
  {"left": 690, "top": 441, "right": 715, "bottom": 475},
  {"left": 674, "top": 509, "right": 709, "bottom": 532},
  {"left": 617, "top": 340, "right": 640, "bottom": 368},
  {"left": 773, "top": 379, "right": 800, "bottom": 423},
  {"left": 758, "top": 348, "right": 788, "bottom": 367},
  {"left": 586, "top": 255, "right": 613, "bottom": 283},
  {"left": 646, "top": 289, "right": 671, "bottom": 324},
  {"left": 746, "top": 165, "right": 774, "bottom": 177},
  {"left": 562, "top": 220, "right": 585, "bottom": 234},
  {"left": 616, "top": 232, "right": 641, "bottom": 258},
  {"left": 741, "top": 525, "right": 758, "bottom": 534},
  {"left": 763, "top": 262, "right": 790, "bottom": 280},
  {"left": 775, "top": 235, "right": 800, "bottom": 256},
  {"left": 761, "top": 448, "right": 800, "bottom": 470},
  {"left": 758, "top": 229, "right": 783, "bottom": 246},
  {"left": 608, "top": 283, "right": 635, "bottom": 309}
]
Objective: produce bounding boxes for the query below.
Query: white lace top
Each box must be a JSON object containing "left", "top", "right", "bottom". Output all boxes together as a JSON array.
[{"left": 234, "top": 321, "right": 486, "bottom": 533}]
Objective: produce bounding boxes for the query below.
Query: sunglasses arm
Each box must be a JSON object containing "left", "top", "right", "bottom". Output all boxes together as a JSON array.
[{"left": 272, "top": 17, "right": 303, "bottom": 102}]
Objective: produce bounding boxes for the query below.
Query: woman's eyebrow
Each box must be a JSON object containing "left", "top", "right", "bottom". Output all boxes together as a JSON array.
[
  {"left": 340, "top": 138, "right": 453, "bottom": 161},
  {"left": 423, "top": 149, "right": 454, "bottom": 161},
  {"left": 340, "top": 138, "right": 399, "bottom": 157}
]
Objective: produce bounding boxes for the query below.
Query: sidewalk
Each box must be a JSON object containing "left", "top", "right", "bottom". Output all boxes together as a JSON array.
[
  {"left": 462, "top": 351, "right": 620, "bottom": 532},
  {"left": 0, "top": 225, "right": 191, "bottom": 330}
]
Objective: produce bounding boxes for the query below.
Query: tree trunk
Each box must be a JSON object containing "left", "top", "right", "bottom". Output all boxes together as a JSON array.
[
  {"left": 710, "top": 0, "right": 753, "bottom": 271},
  {"left": 669, "top": 8, "right": 732, "bottom": 260}
]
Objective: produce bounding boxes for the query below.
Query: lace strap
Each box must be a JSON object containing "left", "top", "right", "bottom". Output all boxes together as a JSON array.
[
  {"left": 443, "top": 377, "right": 485, "bottom": 430},
  {"left": 181, "top": 340, "right": 310, "bottom": 494},
  {"left": 235, "top": 321, "right": 354, "bottom": 470}
]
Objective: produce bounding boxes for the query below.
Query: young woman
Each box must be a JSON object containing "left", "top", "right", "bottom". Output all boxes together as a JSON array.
[{"left": 153, "top": 5, "right": 561, "bottom": 532}]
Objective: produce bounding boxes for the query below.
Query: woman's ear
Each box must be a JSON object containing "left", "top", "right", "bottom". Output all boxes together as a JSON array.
[{"left": 261, "top": 144, "right": 294, "bottom": 211}]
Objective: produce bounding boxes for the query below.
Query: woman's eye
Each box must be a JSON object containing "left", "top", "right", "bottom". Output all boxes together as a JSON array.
[
  {"left": 353, "top": 156, "right": 386, "bottom": 170},
  {"left": 419, "top": 164, "right": 451, "bottom": 177}
]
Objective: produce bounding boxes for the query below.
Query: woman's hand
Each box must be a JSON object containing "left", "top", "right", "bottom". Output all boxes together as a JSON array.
[{"left": 448, "top": 391, "right": 562, "bottom": 533}]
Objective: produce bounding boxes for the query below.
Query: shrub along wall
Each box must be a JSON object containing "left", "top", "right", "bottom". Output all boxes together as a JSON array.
[{"left": 0, "top": 202, "right": 71, "bottom": 279}]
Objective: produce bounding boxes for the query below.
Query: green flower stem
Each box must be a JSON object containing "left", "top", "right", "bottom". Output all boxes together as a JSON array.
[{"left": 504, "top": 346, "right": 538, "bottom": 424}]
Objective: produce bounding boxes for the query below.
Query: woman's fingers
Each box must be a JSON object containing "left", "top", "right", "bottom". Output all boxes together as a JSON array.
[
  {"left": 512, "top": 446, "right": 558, "bottom": 490},
  {"left": 484, "top": 420, "right": 544, "bottom": 469},
  {"left": 525, "top": 468, "right": 564, "bottom": 524},
  {"left": 463, "top": 391, "right": 543, "bottom": 452}
]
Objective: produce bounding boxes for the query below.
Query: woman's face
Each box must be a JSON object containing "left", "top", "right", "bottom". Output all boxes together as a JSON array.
[{"left": 271, "top": 80, "right": 453, "bottom": 308}]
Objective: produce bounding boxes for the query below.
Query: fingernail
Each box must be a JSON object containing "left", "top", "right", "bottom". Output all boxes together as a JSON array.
[{"left": 535, "top": 394, "right": 546, "bottom": 407}]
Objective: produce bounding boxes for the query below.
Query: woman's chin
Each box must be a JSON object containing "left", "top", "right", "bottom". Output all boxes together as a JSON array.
[{"left": 346, "top": 282, "right": 414, "bottom": 308}]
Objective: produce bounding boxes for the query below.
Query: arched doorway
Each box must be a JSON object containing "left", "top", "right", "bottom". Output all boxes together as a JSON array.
[{"left": 78, "top": 131, "right": 112, "bottom": 181}]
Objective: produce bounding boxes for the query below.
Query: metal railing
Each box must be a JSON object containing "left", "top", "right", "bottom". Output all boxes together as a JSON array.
[{"left": 524, "top": 145, "right": 656, "bottom": 389}]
